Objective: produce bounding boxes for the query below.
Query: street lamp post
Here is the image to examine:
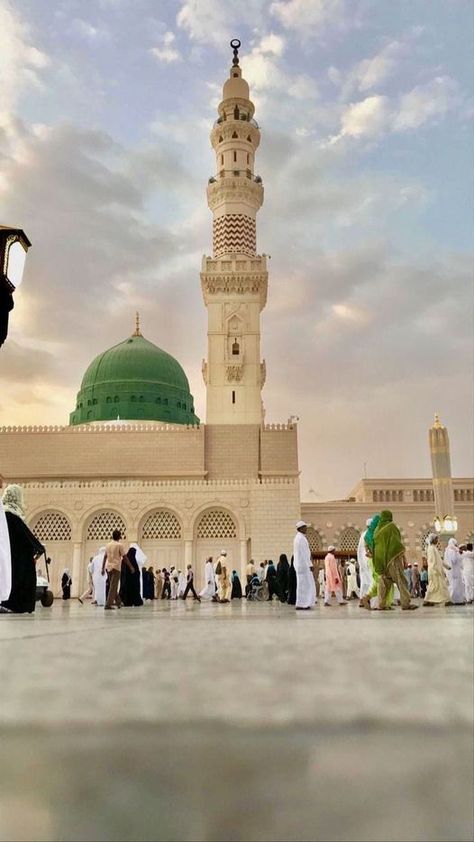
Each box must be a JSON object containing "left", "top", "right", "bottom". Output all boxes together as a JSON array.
[{"left": 0, "top": 225, "right": 32, "bottom": 347}]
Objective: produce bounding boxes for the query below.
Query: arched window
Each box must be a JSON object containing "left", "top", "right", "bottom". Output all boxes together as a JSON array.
[
  {"left": 163, "top": 397, "right": 168, "bottom": 405},
  {"left": 197, "top": 509, "right": 237, "bottom": 539},
  {"left": 106, "top": 397, "right": 112, "bottom": 404},
  {"left": 87, "top": 512, "right": 127, "bottom": 542},
  {"left": 233, "top": 150, "right": 237, "bottom": 162},
  {"left": 220, "top": 153, "right": 224, "bottom": 165},
  {"left": 31, "top": 512, "right": 72, "bottom": 542},
  {"left": 218, "top": 135, "right": 223, "bottom": 142},
  {"left": 232, "top": 131, "right": 238, "bottom": 139},
  {"left": 141, "top": 511, "right": 182, "bottom": 540},
  {"left": 306, "top": 528, "right": 322, "bottom": 552},
  {"left": 114, "top": 396, "right": 119, "bottom": 403},
  {"left": 131, "top": 395, "right": 137, "bottom": 402},
  {"left": 339, "top": 527, "right": 361, "bottom": 553},
  {"left": 156, "top": 397, "right": 161, "bottom": 404},
  {"left": 232, "top": 339, "right": 240, "bottom": 355},
  {"left": 233, "top": 105, "right": 239, "bottom": 120},
  {"left": 177, "top": 401, "right": 181, "bottom": 409}
]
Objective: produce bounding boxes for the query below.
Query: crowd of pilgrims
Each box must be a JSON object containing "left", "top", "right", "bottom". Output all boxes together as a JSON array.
[{"left": 0, "top": 483, "right": 473, "bottom": 614}]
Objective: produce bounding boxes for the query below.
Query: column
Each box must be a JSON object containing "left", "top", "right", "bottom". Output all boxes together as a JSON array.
[
  {"left": 240, "top": 539, "right": 248, "bottom": 580},
  {"left": 71, "top": 541, "right": 82, "bottom": 599},
  {"left": 184, "top": 539, "right": 193, "bottom": 568}
]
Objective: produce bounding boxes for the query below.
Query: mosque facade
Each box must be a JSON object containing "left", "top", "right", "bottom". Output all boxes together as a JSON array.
[{"left": 0, "top": 48, "right": 472, "bottom": 596}]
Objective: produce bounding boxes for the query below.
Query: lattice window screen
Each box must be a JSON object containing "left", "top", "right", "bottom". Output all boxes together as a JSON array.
[
  {"left": 339, "top": 527, "right": 360, "bottom": 552},
  {"left": 197, "top": 510, "right": 237, "bottom": 539},
  {"left": 418, "top": 528, "right": 431, "bottom": 550},
  {"left": 87, "top": 512, "right": 127, "bottom": 541},
  {"left": 32, "top": 512, "right": 72, "bottom": 542},
  {"left": 306, "top": 528, "right": 322, "bottom": 552},
  {"left": 141, "top": 511, "right": 182, "bottom": 540}
]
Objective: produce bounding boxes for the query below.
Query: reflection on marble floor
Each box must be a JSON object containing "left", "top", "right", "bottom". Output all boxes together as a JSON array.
[{"left": 0, "top": 601, "right": 472, "bottom": 841}]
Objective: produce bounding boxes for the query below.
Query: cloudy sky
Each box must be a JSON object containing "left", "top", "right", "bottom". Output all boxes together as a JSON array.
[{"left": 0, "top": 0, "right": 472, "bottom": 500}]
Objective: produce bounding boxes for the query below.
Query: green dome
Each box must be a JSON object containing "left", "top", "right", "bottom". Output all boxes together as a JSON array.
[{"left": 69, "top": 330, "right": 199, "bottom": 426}]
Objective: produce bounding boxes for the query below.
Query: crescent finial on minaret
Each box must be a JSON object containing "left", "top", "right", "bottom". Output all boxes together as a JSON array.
[{"left": 230, "top": 38, "right": 241, "bottom": 67}]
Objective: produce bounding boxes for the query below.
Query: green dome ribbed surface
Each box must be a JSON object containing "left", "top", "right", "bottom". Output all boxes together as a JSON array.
[{"left": 69, "top": 332, "right": 199, "bottom": 426}]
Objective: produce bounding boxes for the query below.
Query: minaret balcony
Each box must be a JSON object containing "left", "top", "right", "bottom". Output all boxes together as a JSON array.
[{"left": 207, "top": 176, "right": 263, "bottom": 212}]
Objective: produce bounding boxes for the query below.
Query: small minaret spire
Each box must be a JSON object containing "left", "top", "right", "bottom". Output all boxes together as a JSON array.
[{"left": 134, "top": 311, "right": 142, "bottom": 336}]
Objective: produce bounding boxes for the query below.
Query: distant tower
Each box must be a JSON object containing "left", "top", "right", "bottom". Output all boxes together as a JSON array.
[
  {"left": 429, "top": 414, "right": 457, "bottom": 533},
  {"left": 201, "top": 39, "right": 268, "bottom": 424}
]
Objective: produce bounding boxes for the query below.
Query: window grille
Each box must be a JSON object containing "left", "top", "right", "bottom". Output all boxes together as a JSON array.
[
  {"left": 197, "top": 509, "right": 237, "bottom": 539},
  {"left": 339, "top": 527, "right": 360, "bottom": 553},
  {"left": 32, "top": 512, "right": 72, "bottom": 542},
  {"left": 87, "top": 512, "right": 127, "bottom": 541},
  {"left": 306, "top": 528, "right": 322, "bottom": 552},
  {"left": 141, "top": 511, "right": 182, "bottom": 540}
]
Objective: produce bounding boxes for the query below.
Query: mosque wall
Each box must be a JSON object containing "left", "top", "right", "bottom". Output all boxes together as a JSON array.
[
  {"left": 301, "top": 498, "right": 474, "bottom": 563},
  {"left": 0, "top": 425, "right": 206, "bottom": 480}
]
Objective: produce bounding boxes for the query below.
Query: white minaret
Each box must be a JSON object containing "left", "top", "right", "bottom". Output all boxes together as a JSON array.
[
  {"left": 201, "top": 39, "right": 268, "bottom": 425},
  {"left": 429, "top": 413, "right": 457, "bottom": 534}
]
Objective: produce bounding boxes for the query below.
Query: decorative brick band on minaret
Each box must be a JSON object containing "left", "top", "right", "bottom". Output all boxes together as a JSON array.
[
  {"left": 213, "top": 214, "right": 256, "bottom": 257},
  {"left": 201, "top": 41, "right": 268, "bottom": 425}
]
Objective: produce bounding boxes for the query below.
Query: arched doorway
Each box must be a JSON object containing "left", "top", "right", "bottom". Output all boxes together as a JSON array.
[
  {"left": 194, "top": 508, "right": 239, "bottom": 589},
  {"left": 30, "top": 511, "right": 72, "bottom": 597},
  {"left": 139, "top": 510, "right": 183, "bottom": 573}
]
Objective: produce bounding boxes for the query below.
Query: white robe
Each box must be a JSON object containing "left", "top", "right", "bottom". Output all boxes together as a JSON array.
[
  {"left": 0, "top": 500, "right": 12, "bottom": 602},
  {"left": 293, "top": 531, "right": 316, "bottom": 608},
  {"left": 461, "top": 550, "right": 474, "bottom": 602},
  {"left": 357, "top": 530, "right": 372, "bottom": 597},
  {"left": 178, "top": 572, "right": 186, "bottom": 596},
  {"left": 445, "top": 543, "right": 465, "bottom": 603},
  {"left": 91, "top": 548, "right": 106, "bottom": 606},
  {"left": 200, "top": 560, "right": 216, "bottom": 598},
  {"left": 346, "top": 561, "right": 360, "bottom": 596}
]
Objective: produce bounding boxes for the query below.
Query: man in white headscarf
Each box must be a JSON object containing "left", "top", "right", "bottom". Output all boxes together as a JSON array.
[
  {"left": 444, "top": 538, "right": 465, "bottom": 604},
  {"left": 0, "top": 498, "right": 12, "bottom": 608},
  {"left": 293, "top": 521, "right": 316, "bottom": 610},
  {"left": 357, "top": 518, "right": 373, "bottom": 598},
  {"left": 90, "top": 547, "right": 107, "bottom": 606}
]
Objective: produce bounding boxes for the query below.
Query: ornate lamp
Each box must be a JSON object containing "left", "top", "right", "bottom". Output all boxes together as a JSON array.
[
  {"left": 0, "top": 225, "right": 32, "bottom": 347},
  {"left": 434, "top": 514, "right": 458, "bottom": 534}
]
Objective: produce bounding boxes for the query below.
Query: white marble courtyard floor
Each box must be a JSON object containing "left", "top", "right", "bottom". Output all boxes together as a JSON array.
[{"left": 0, "top": 599, "right": 472, "bottom": 842}]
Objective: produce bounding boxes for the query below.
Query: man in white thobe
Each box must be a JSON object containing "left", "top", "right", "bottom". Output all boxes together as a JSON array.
[
  {"left": 346, "top": 558, "right": 360, "bottom": 599},
  {"left": 293, "top": 521, "right": 316, "bottom": 610},
  {"left": 357, "top": 519, "right": 373, "bottom": 598},
  {"left": 0, "top": 499, "right": 12, "bottom": 608},
  {"left": 200, "top": 557, "right": 216, "bottom": 599},
  {"left": 90, "top": 547, "right": 106, "bottom": 606},
  {"left": 461, "top": 542, "right": 474, "bottom": 604}
]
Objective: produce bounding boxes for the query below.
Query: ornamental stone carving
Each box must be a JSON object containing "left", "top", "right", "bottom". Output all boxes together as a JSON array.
[
  {"left": 202, "top": 359, "right": 208, "bottom": 384},
  {"left": 260, "top": 360, "right": 266, "bottom": 387},
  {"left": 226, "top": 365, "right": 243, "bottom": 382}
]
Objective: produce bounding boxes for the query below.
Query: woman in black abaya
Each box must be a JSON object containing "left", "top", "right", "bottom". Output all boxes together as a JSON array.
[
  {"left": 120, "top": 547, "right": 143, "bottom": 606},
  {"left": 231, "top": 570, "right": 242, "bottom": 599},
  {"left": 277, "top": 554, "right": 290, "bottom": 603},
  {"left": 1, "top": 485, "right": 44, "bottom": 614},
  {"left": 287, "top": 555, "right": 297, "bottom": 606}
]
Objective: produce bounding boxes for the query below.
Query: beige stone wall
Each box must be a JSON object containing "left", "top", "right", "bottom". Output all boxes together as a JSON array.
[
  {"left": 0, "top": 425, "right": 205, "bottom": 481},
  {"left": 205, "top": 424, "right": 260, "bottom": 479},
  {"left": 260, "top": 425, "right": 299, "bottom": 478}
]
